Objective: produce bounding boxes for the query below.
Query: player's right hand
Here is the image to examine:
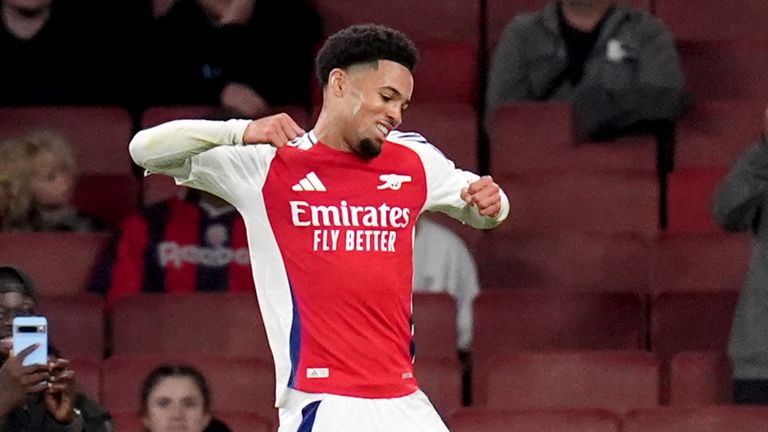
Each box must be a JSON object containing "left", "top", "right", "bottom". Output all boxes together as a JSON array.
[
  {"left": 243, "top": 113, "right": 305, "bottom": 148},
  {"left": 0, "top": 344, "right": 50, "bottom": 415}
]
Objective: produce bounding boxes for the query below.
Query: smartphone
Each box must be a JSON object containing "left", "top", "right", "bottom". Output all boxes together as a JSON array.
[{"left": 12, "top": 316, "right": 48, "bottom": 366}]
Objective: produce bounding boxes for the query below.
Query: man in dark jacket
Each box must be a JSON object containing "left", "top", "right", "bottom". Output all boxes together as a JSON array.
[{"left": 0, "top": 266, "right": 112, "bottom": 432}]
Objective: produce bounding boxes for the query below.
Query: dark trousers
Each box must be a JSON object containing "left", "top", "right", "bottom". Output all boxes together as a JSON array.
[{"left": 734, "top": 379, "right": 768, "bottom": 404}]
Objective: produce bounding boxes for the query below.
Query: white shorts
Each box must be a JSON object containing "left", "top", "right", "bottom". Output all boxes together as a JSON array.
[{"left": 277, "top": 388, "right": 450, "bottom": 432}]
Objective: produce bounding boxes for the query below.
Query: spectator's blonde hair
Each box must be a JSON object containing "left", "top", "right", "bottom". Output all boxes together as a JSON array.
[{"left": 0, "top": 130, "right": 76, "bottom": 230}]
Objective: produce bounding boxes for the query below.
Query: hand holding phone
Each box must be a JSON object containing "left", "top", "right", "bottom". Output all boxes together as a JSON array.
[{"left": 12, "top": 317, "right": 48, "bottom": 366}]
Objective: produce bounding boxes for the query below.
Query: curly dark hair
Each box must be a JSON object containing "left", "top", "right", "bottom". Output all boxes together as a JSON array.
[{"left": 315, "top": 23, "right": 419, "bottom": 87}]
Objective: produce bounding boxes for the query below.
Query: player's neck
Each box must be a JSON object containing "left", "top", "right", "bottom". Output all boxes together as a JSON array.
[{"left": 313, "top": 110, "right": 353, "bottom": 153}]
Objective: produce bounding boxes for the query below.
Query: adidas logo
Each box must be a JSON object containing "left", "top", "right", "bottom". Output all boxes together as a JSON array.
[{"left": 292, "top": 172, "right": 327, "bottom": 192}]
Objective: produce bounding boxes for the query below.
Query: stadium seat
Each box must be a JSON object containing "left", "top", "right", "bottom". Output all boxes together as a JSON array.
[
  {"left": 655, "top": 0, "right": 768, "bottom": 40},
  {"left": 111, "top": 293, "right": 271, "bottom": 361},
  {"left": 68, "top": 357, "right": 102, "bottom": 402},
  {"left": 484, "top": 351, "right": 659, "bottom": 412},
  {"left": 677, "top": 40, "right": 768, "bottom": 102},
  {"left": 313, "top": 0, "right": 479, "bottom": 44},
  {"left": 111, "top": 411, "right": 273, "bottom": 432},
  {"left": 412, "top": 293, "right": 457, "bottom": 361},
  {"left": 0, "top": 232, "right": 111, "bottom": 296},
  {"left": 449, "top": 408, "right": 621, "bottom": 432},
  {"left": 650, "top": 291, "right": 739, "bottom": 360},
  {"left": 413, "top": 42, "right": 478, "bottom": 104},
  {"left": 649, "top": 233, "right": 750, "bottom": 295},
  {"left": 485, "top": 0, "right": 651, "bottom": 54},
  {"left": 478, "top": 231, "right": 651, "bottom": 292},
  {"left": 141, "top": 174, "right": 186, "bottom": 207},
  {"left": 473, "top": 289, "right": 646, "bottom": 403},
  {"left": 490, "top": 103, "right": 656, "bottom": 176},
  {"left": 623, "top": 407, "right": 768, "bottom": 432},
  {"left": 0, "top": 106, "right": 134, "bottom": 175},
  {"left": 666, "top": 169, "right": 730, "bottom": 233},
  {"left": 37, "top": 295, "right": 105, "bottom": 360},
  {"left": 401, "top": 102, "right": 478, "bottom": 171},
  {"left": 674, "top": 100, "right": 764, "bottom": 169},
  {"left": 102, "top": 356, "right": 276, "bottom": 420},
  {"left": 74, "top": 173, "right": 140, "bottom": 228},
  {"left": 141, "top": 105, "right": 311, "bottom": 129},
  {"left": 669, "top": 351, "right": 732, "bottom": 406},
  {"left": 414, "top": 357, "right": 462, "bottom": 417},
  {"left": 498, "top": 171, "right": 659, "bottom": 236}
]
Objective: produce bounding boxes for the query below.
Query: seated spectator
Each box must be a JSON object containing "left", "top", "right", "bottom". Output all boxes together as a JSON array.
[
  {"left": 0, "top": 266, "right": 112, "bottom": 431},
  {"left": 96, "top": 189, "right": 254, "bottom": 307},
  {"left": 486, "top": 0, "right": 686, "bottom": 140},
  {"left": 141, "top": 364, "right": 231, "bottom": 432},
  {"left": 142, "top": 0, "right": 322, "bottom": 116},
  {"left": 413, "top": 216, "right": 479, "bottom": 353},
  {"left": 0, "top": 130, "right": 103, "bottom": 232},
  {"left": 712, "top": 105, "right": 768, "bottom": 405},
  {"left": 0, "top": 0, "right": 129, "bottom": 105}
]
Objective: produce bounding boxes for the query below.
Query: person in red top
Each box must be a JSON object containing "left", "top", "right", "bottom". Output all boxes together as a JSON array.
[
  {"left": 103, "top": 189, "right": 253, "bottom": 308},
  {"left": 129, "top": 24, "right": 509, "bottom": 431}
]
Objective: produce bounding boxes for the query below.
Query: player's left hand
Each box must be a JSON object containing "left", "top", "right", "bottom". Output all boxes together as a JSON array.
[{"left": 461, "top": 175, "right": 502, "bottom": 217}]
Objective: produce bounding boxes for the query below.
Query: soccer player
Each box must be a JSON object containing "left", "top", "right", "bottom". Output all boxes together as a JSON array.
[{"left": 130, "top": 24, "right": 509, "bottom": 432}]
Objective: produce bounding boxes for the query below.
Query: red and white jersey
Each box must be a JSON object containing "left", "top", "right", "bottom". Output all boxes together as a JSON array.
[{"left": 130, "top": 120, "right": 509, "bottom": 406}]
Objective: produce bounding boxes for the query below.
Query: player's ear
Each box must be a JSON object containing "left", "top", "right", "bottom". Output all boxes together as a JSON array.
[{"left": 328, "top": 68, "right": 347, "bottom": 98}]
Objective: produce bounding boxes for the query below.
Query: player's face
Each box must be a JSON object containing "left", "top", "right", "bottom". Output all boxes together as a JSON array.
[
  {"left": 29, "top": 152, "right": 74, "bottom": 209},
  {"left": 142, "top": 376, "right": 211, "bottom": 432},
  {"left": 341, "top": 60, "right": 413, "bottom": 159}
]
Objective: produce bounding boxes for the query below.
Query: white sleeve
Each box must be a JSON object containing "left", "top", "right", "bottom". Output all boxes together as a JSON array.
[
  {"left": 395, "top": 133, "right": 510, "bottom": 229},
  {"left": 129, "top": 119, "right": 275, "bottom": 206}
]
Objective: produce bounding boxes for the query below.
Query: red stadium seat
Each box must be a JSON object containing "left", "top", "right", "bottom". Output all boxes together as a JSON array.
[
  {"left": 674, "top": 100, "right": 764, "bottom": 169},
  {"left": 473, "top": 289, "right": 646, "bottom": 403},
  {"left": 412, "top": 293, "right": 457, "bottom": 361},
  {"left": 111, "top": 293, "right": 271, "bottom": 362},
  {"left": 669, "top": 351, "right": 732, "bottom": 406},
  {"left": 413, "top": 42, "right": 478, "bottom": 104},
  {"left": 37, "top": 295, "right": 105, "bottom": 360},
  {"left": 649, "top": 233, "right": 750, "bottom": 295},
  {"left": 677, "top": 40, "right": 768, "bottom": 102},
  {"left": 414, "top": 357, "right": 462, "bottom": 417},
  {"left": 449, "top": 408, "right": 621, "bottom": 432},
  {"left": 623, "top": 407, "right": 768, "bottom": 432},
  {"left": 401, "top": 103, "right": 478, "bottom": 171},
  {"left": 141, "top": 174, "right": 186, "bottom": 207},
  {"left": 498, "top": 171, "right": 659, "bottom": 236},
  {"left": 655, "top": 0, "right": 768, "bottom": 41},
  {"left": 479, "top": 231, "right": 650, "bottom": 292},
  {"left": 0, "top": 232, "right": 110, "bottom": 296},
  {"left": 68, "top": 357, "right": 102, "bottom": 402},
  {"left": 313, "top": 0, "right": 479, "bottom": 44},
  {"left": 111, "top": 411, "right": 273, "bottom": 432},
  {"left": 489, "top": 102, "right": 656, "bottom": 176},
  {"left": 666, "top": 169, "right": 729, "bottom": 233},
  {"left": 485, "top": 351, "right": 659, "bottom": 412},
  {"left": 141, "top": 105, "right": 311, "bottom": 129},
  {"left": 650, "top": 291, "right": 739, "bottom": 360},
  {"left": 102, "top": 356, "right": 276, "bottom": 420},
  {"left": 0, "top": 106, "right": 134, "bottom": 175},
  {"left": 74, "top": 173, "right": 140, "bottom": 228}
]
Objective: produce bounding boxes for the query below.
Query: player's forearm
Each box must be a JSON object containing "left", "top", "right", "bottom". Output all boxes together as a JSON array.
[{"left": 129, "top": 119, "right": 250, "bottom": 176}]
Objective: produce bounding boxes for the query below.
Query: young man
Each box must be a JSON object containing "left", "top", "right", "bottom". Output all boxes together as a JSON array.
[{"left": 130, "top": 24, "right": 509, "bottom": 431}]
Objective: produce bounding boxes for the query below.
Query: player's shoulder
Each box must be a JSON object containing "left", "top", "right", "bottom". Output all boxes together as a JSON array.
[
  {"left": 386, "top": 130, "right": 430, "bottom": 147},
  {"left": 285, "top": 131, "right": 316, "bottom": 150}
]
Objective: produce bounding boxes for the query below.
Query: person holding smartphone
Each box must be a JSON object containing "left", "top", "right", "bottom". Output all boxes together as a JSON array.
[{"left": 0, "top": 266, "right": 112, "bottom": 432}]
